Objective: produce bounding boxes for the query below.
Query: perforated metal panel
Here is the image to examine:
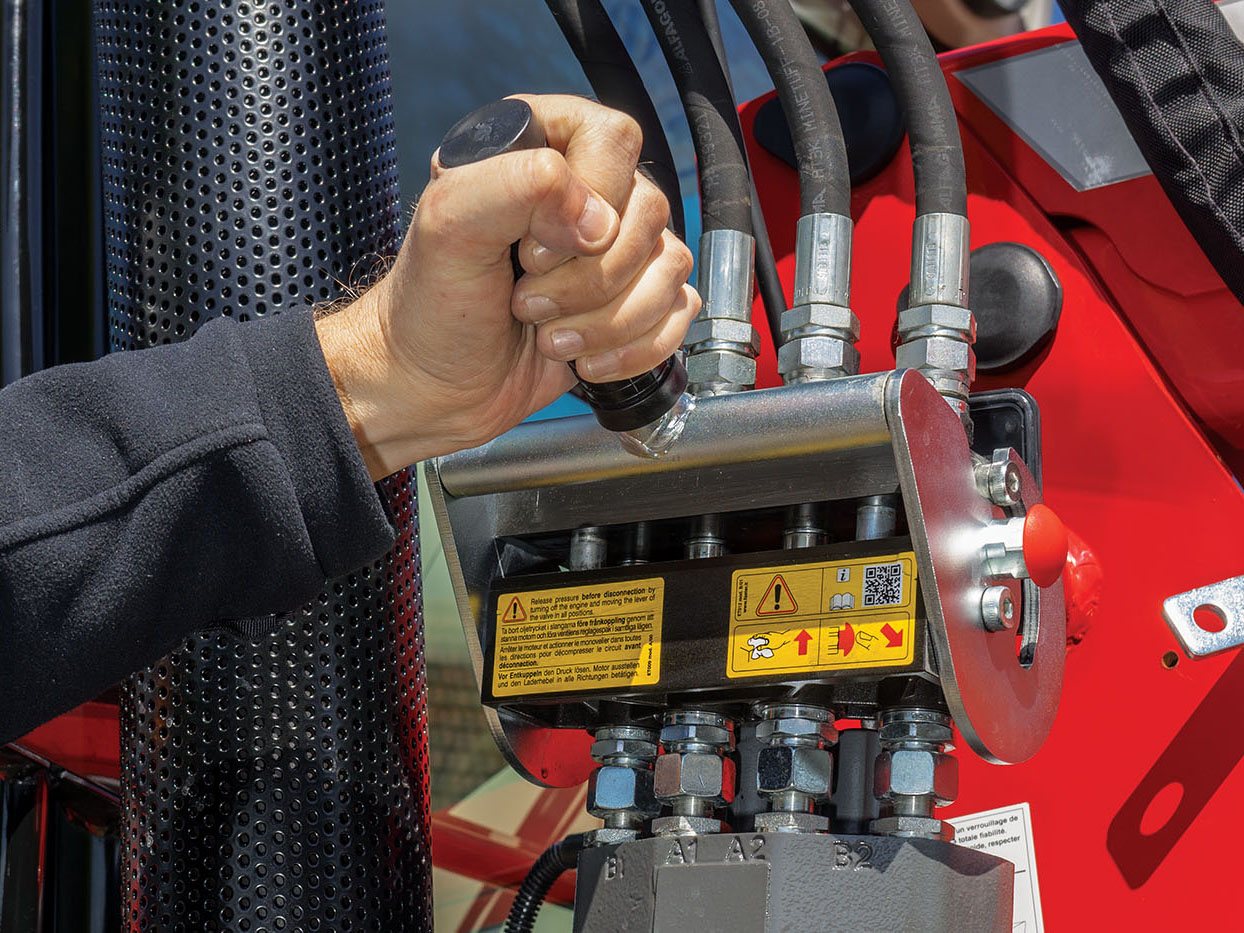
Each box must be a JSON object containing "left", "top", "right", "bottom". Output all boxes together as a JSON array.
[{"left": 93, "top": 1, "right": 432, "bottom": 929}]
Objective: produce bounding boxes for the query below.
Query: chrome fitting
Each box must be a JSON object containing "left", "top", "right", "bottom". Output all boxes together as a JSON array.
[
  {"left": 856, "top": 493, "right": 898, "bottom": 541},
  {"left": 899, "top": 212, "right": 975, "bottom": 422},
  {"left": 654, "top": 710, "right": 735, "bottom": 827},
  {"left": 981, "top": 585, "right": 1018, "bottom": 632},
  {"left": 586, "top": 725, "right": 660, "bottom": 842},
  {"left": 753, "top": 703, "right": 835, "bottom": 830},
  {"left": 688, "top": 230, "right": 758, "bottom": 396},
  {"left": 871, "top": 707, "right": 957, "bottom": 841},
  {"left": 779, "top": 213, "right": 859, "bottom": 385},
  {"left": 975, "top": 448, "right": 1023, "bottom": 508}
]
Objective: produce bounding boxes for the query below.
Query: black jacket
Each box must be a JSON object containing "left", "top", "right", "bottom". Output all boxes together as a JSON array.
[{"left": 0, "top": 311, "right": 397, "bottom": 741}]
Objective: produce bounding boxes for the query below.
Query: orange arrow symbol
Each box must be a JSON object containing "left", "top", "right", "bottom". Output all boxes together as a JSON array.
[
  {"left": 794, "top": 630, "right": 813, "bottom": 656},
  {"left": 881, "top": 623, "right": 903, "bottom": 648}
]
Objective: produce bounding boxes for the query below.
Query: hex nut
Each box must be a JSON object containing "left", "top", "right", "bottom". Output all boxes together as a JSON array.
[
  {"left": 873, "top": 749, "right": 958, "bottom": 804},
  {"left": 778, "top": 336, "right": 860, "bottom": 377},
  {"left": 651, "top": 814, "right": 724, "bottom": 836},
  {"left": 753, "top": 810, "right": 829, "bottom": 834},
  {"left": 588, "top": 765, "right": 660, "bottom": 819},
  {"left": 781, "top": 303, "right": 860, "bottom": 340},
  {"left": 757, "top": 745, "right": 832, "bottom": 798},
  {"left": 896, "top": 336, "right": 976, "bottom": 379},
  {"left": 870, "top": 815, "right": 954, "bottom": 841},
  {"left": 584, "top": 827, "right": 641, "bottom": 847},
  {"left": 879, "top": 716, "right": 953, "bottom": 745},
  {"left": 755, "top": 717, "right": 837, "bottom": 745},
  {"left": 591, "top": 737, "right": 659, "bottom": 763},
  {"left": 653, "top": 751, "right": 729, "bottom": 803},
  {"left": 684, "top": 318, "right": 761, "bottom": 355},
  {"left": 659, "top": 722, "right": 732, "bottom": 748},
  {"left": 897, "top": 303, "right": 976, "bottom": 340},
  {"left": 687, "top": 349, "right": 757, "bottom": 389}
]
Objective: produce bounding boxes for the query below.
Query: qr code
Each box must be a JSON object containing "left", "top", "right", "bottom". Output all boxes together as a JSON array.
[{"left": 863, "top": 562, "right": 904, "bottom": 607}]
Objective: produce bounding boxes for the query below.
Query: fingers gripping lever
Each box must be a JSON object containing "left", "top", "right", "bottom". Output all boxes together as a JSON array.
[{"left": 439, "top": 98, "right": 694, "bottom": 458}]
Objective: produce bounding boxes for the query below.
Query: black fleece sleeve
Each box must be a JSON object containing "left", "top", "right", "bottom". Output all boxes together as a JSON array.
[{"left": 0, "top": 310, "right": 397, "bottom": 742}]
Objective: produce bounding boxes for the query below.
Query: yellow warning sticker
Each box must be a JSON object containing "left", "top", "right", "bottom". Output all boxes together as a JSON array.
[
  {"left": 728, "top": 553, "right": 918, "bottom": 678},
  {"left": 492, "top": 578, "right": 663, "bottom": 697}
]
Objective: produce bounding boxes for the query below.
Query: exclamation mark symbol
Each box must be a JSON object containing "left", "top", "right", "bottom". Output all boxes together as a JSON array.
[
  {"left": 774, "top": 584, "right": 782, "bottom": 612},
  {"left": 510, "top": 601, "right": 519, "bottom": 619}
]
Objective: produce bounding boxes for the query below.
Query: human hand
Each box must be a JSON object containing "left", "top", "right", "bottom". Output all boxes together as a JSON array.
[{"left": 317, "top": 94, "right": 699, "bottom": 479}]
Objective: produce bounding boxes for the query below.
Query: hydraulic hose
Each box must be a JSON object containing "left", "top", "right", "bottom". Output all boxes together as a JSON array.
[
  {"left": 544, "top": 0, "right": 686, "bottom": 240},
  {"left": 847, "top": 0, "right": 967, "bottom": 216},
  {"left": 729, "top": 0, "right": 852, "bottom": 218},
  {"left": 503, "top": 833, "right": 587, "bottom": 933},
  {"left": 640, "top": 0, "right": 754, "bottom": 234},
  {"left": 698, "top": 0, "right": 787, "bottom": 347},
  {"left": 1061, "top": 0, "right": 1244, "bottom": 302}
]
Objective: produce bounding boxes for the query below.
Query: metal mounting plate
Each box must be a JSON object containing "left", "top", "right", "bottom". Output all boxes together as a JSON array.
[
  {"left": 1163, "top": 575, "right": 1244, "bottom": 657},
  {"left": 889, "top": 374, "right": 1064, "bottom": 764}
]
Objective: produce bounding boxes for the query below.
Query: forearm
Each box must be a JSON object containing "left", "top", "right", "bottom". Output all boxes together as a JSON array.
[{"left": 0, "top": 310, "right": 394, "bottom": 741}]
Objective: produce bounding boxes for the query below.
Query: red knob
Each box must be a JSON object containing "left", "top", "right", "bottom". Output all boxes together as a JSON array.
[{"left": 1023, "top": 504, "right": 1069, "bottom": 587}]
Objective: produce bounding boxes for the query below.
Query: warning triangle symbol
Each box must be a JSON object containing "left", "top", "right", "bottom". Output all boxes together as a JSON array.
[
  {"left": 756, "top": 574, "right": 798, "bottom": 616},
  {"left": 503, "top": 596, "right": 527, "bottom": 622}
]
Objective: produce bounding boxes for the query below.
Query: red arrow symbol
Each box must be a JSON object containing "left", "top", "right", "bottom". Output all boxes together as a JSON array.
[
  {"left": 794, "top": 630, "right": 813, "bottom": 656},
  {"left": 881, "top": 623, "right": 904, "bottom": 648}
]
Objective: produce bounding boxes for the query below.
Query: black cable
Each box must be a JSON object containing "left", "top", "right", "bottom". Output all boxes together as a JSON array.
[
  {"left": 640, "top": 0, "right": 753, "bottom": 234},
  {"left": 847, "top": 0, "right": 967, "bottom": 216},
  {"left": 544, "top": 0, "right": 686, "bottom": 241},
  {"left": 698, "top": 0, "right": 787, "bottom": 343},
  {"left": 729, "top": 0, "right": 851, "bottom": 218},
  {"left": 504, "top": 833, "right": 588, "bottom": 933}
]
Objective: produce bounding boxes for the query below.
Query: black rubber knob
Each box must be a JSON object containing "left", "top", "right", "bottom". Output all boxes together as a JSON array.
[{"left": 438, "top": 98, "right": 688, "bottom": 434}]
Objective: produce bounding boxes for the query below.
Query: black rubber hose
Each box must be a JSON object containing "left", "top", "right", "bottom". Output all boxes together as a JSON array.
[
  {"left": 504, "top": 833, "right": 588, "bottom": 933},
  {"left": 545, "top": 0, "right": 687, "bottom": 241},
  {"left": 640, "top": 0, "right": 754, "bottom": 234},
  {"left": 847, "top": 0, "right": 967, "bottom": 216},
  {"left": 698, "top": 0, "right": 785, "bottom": 342},
  {"left": 1061, "top": 0, "right": 1244, "bottom": 303},
  {"left": 729, "top": 0, "right": 852, "bottom": 217}
]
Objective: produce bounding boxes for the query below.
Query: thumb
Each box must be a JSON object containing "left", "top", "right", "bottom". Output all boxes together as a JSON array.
[{"left": 420, "top": 147, "right": 619, "bottom": 265}]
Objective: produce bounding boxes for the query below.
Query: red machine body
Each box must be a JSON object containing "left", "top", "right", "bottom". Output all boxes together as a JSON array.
[
  {"left": 19, "top": 21, "right": 1244, "bottom": 931},
  {"left": 740, "top": 22, "right": 1244, "bottom": 931}
]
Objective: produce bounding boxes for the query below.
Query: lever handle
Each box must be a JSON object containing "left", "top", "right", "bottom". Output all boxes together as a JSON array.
[{"left": 439, "top": 98, "right": 690, "bottom": 440}]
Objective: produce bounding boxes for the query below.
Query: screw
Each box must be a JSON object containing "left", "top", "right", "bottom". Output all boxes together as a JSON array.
[{"left": 981, "top": 585, "right": 1017, "bottom": 632}]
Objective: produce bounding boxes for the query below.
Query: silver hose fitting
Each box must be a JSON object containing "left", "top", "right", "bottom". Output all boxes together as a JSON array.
[
  {"left": 779, "top": 213, "right": 860, "bottom": 384},
  {"left": 753, "top": 703, "right": 836, "bottom": 833},
  {"left": 685, "top": 229, "right": 759, "bottom": 396},
  {"left": 896, "top": 213, "right": 976, "bottom": 424},
  {"left": 585, "top": 724, "right": 661, "bottom": 846},
  {"left": 653, "top": 709, "right": 735, "bottom": 835},
  {"left": 871, "top": 707, "right": 958, "bottom": 841}
]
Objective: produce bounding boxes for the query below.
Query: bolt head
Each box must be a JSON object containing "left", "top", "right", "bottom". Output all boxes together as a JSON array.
[
  {"left": 781, "top": 303, "right": 860, "bottom": 339},
  {"left": 653, "top": 751, "right": 732, "bottom": 804},
  {"left": 874, "top": 749, "right": 958, "bottom": 804},
  {"left": 778, "top": 336, "right": 860, "bottom": 378},
  {"left": 591, "top": 737, "right": 658, "bottom": 762},
  {"left": 754, "top": 810, "right": 829, "bottom": 833},
  {"left": 755, "top": 717, "right": 837, "bottom": 745},
  {"left": 757, "top": 745, "right": 832, "bottom": 798},
  {"left": 981, "top": 585, "right": 1018, "bottom": 632},
  {"left": 588, "top": 765, "right": 660, "bottom": 819},
  {"left": 896, "top": 335, "right": 976, "bottom": 377},
  {"left": 659, "top": 722, "right": 731, "bottom": 748},
  {"left": 897, "top": 303, "right": 976, "bottom": 339},
  {"left": 684, "top": 318, "right": 760, "bottom": 354},
  {"left": 687, "top": 349, "right": 756, "bottom": 389}
]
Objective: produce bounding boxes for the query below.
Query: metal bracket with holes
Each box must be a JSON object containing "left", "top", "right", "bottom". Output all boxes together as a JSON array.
[{"left": 1163, "top": 575, "right": 1244, "bottom": 657}]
